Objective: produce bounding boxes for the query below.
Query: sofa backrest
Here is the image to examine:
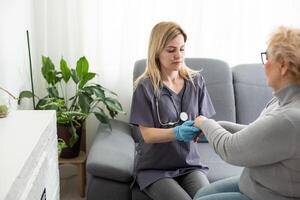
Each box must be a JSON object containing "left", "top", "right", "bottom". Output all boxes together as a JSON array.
[
  {"left": 232, "top": 64, "right": 273, "bottom": 124},
  {"left": 133, "top": 58, "right": 236, "bottom": 122}
]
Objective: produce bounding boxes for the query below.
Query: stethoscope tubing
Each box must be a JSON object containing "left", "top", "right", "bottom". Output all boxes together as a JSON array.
[{"left": 155, "top": 83, "right": 187, "bottom": 126}]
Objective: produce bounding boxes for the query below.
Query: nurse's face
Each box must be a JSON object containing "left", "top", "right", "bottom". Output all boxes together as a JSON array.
[{"left": 158, "top": 34, "right": 185, "bottom": 73}]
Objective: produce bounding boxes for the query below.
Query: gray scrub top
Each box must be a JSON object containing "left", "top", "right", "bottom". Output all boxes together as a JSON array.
[{"left": 129, "top": 73, "right": 215, "bottom": 190}]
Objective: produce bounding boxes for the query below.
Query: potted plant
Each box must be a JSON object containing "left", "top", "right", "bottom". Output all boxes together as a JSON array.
[
  {"left": 0, "top": 104, "right": 9, "bottom": 118},
  {"left": 0, "top": 86, "right": 18, "bottom": 118},
  {"left": 18, "top": 56, "right": 124, "bottom": 158}
]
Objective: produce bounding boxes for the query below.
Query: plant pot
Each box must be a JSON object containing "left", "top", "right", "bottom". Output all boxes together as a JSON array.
[{"left": 57, "top": 124, "right": 82, "bottom": 158}]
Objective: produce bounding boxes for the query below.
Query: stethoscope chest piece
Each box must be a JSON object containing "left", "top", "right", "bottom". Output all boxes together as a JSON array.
[{"left": 180, "top": 112, "right": 188, "bottom": 122}]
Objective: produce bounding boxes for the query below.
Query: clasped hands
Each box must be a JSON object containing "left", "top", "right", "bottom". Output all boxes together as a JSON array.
[{"left": 173, "top": 116, "right": 206, "bottom": 142}]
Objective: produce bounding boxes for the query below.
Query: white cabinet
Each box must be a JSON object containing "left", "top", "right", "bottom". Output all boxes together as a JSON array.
[{"left": 0, "top": 110, "right": 59, "bottom": 200}]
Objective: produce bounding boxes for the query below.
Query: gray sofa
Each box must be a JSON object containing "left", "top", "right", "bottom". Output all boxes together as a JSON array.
[{"left": 86, "top": 58, "right": 273, "bottom": 200}]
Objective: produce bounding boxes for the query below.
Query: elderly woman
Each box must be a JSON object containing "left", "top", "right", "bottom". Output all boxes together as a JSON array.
[{"left": 193, "top": 26, "right": 300, "bottom": 200}]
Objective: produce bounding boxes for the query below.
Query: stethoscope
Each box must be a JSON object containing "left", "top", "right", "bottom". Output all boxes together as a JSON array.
[{"left": 155, "top": 83, "right": 188, "bottom": 127}]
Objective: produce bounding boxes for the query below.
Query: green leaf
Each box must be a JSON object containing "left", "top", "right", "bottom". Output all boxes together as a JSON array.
[
  {"left": 60, "top": 58, "right": 71, "bottom": 83},
  {"left": 76, "top": 56, "right": 89, "bottom": 80},
  {"left": 65, "top": 111, "right": 87, "bottom": 118},
  {"left": 95, "top": 84, "right": 118, "bottom": 96},
  {"left": 94, "top": 109, "right": 111, "bottom": 129},
  {"left": 71, "top": 69, "right": 80, "bottom": 84},
  {"left": 47, "top": 86, "right": 59, "bottom": 97},
  {"left": 57, "top": 111, "right": 87, "bottom": 126},
  {"left": 81, "top": 86, "right": 95, "bottom": 96},
  {"left": 68, "top": 125, "right": 79, "bottom": 147},
  {"left": 41, "top": 56, "right": 56, "bottom": 85},
  {"left": 36, "top": 97, "right": 50, "bottom": 109},
  {"left": 89, "top": 85, "right": 105, "bottom": 99},
  {"left": 57, "top": 138, "right": 68, "bottom": 155},
  {"left": 79, "top": 72, "right": 96, "bottom": 89},
  {"left": 78, "top": 92, "right": 93, "bottom": 113},
  {"left": 105, "top": 97, "right": 124, "bottom": 112},
  {"left": 18, "top": 90, "right": 34, "bottom": 104},
  {"left": 38, "top": 98, "right": 66, "bottom": 111}
]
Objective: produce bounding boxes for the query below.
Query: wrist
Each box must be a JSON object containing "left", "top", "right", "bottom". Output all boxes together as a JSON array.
[{"left": 172, "top": 126, "right": 181, "bottom": 140}]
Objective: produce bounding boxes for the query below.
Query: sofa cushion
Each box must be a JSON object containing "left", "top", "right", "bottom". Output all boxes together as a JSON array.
[
  {"left": 232, "top": 64, "right": 273, "bottom": 124},
  {"left": 87, "top": 177, "right": 131, "bottom": 200},
  {"left": 87, "top": 119, "right": 135, "bottom": 182}
]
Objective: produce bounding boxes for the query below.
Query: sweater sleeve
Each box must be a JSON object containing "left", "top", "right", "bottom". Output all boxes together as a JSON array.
[
  {"left": 218, "top": 121, "right": 247, "bottom": 133},
  {"left": 200, "top": 113, "right": 296, "bottom": 167}
]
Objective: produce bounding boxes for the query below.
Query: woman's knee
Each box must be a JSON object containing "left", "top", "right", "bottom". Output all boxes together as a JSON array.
[
  {"left": 179, "top": 170, "right": 209, "bottom": 197},
  {"left": 193, "top": 176, "right": 240, "bottom": 199}
]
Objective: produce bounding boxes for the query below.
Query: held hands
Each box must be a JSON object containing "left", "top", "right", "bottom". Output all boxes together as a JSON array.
[
  {"left": 173, "top": 120, "right": 201, "bottom": 142},
  {"left": 194, "top": 116, "right": 207, "bottom": 128},
  {"left": 193, "top": 116, "right": 207, "bottom": 143}
]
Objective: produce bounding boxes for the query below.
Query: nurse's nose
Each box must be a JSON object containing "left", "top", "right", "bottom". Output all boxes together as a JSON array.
[{"left": 174, "top": 50, "right": 181, "bottom": 59}]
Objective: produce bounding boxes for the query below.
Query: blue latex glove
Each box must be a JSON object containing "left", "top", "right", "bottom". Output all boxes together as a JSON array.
[{"left": 173, "top": 120, "right": 201, "bottom": 142}]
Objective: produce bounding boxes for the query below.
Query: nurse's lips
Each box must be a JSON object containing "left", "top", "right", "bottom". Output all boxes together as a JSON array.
[{"left": 172, "top": 61, "right": 182, "bottom": 64}]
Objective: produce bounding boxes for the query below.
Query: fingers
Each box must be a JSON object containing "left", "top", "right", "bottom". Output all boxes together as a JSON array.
[
  {"left": 191, "top": 127, "right": 201, "bottom": 132},
  {"left": 193, "top": 135, "right": 198, "bottom": 143},
  {"left": 182, "top": 126, "right": 200, "bottom": 133},
  {"left": 193, "top": 132, "right": 205, "bottom": 143},
  {"left": 182, "top": 120, "right": 194, "bottom": 126}
]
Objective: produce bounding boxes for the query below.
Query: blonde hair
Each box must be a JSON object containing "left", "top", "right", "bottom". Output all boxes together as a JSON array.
[
  {"left": 134, "top": 21, "right": 197, "bottom": 96},
  {"left": 268, "top": 26, "right": 300, "bottom": 82}
]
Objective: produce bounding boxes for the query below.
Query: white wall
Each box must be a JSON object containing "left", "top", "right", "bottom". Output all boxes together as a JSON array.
[
  {"left": 1, "top": 0, "right": 300, "bottom": 151},
  {"left": 0, "top": 0, "right": 37, "bottom": 109}
]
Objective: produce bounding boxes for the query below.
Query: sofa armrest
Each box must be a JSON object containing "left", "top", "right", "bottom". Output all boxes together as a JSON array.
[{"left": 87, "top": 119, "right": 135, "bottom": 183}]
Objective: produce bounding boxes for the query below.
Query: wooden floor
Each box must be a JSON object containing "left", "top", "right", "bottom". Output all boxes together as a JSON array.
[{"left": 60, "top": 164, "right": 87, "bottom": 200}]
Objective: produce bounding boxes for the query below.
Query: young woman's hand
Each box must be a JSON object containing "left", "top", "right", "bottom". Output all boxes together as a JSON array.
[{"left": 173, "top": 120, "right": 201, "bottom": 142}]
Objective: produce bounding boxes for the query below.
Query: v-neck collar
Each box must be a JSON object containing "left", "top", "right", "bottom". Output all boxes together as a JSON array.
[{"left": 162, "top": 80, "right": 186, "bottom": 96}]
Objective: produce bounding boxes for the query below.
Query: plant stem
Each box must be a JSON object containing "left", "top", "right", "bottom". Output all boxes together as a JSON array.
[
  {"left": 64, "top": 83, "right": 68, "bottom": 107},
  {"left": 0, "top": 86, "right": 18, "bottom": 100},
  {"left": 26, "top": 30, "right": 36, "bottom": 109},
  {"left": 90, "top": 99, "right": 101, "bottom": 111},
  {"left": 69, "top": 84, "right": 79, "bottom": 111},
  {"left": 69, "top": 94, "right": 78, "bottom": 111},
  {"left": 59, "top": 82, "right": 66, "bottom": 104}
]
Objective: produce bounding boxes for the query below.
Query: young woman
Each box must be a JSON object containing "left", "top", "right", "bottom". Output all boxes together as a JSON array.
[{"left": 130, "top": 21, "right": 215, "bottom": 200}]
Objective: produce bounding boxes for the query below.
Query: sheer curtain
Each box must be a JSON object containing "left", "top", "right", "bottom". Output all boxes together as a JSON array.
[{"left": 33, "top": 0, "right": 300, "bottom": 122}]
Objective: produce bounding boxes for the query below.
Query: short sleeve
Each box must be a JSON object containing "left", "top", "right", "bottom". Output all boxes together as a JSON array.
[
  {"left": 197, "top": 75, "right": 216, "bottom": 118},
  {"left": 129, "top": 81, "right": 155, "bottom": 128}
]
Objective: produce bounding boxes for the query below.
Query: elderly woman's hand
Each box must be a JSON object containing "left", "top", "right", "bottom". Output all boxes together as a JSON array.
[{"left": 194, "top": 115, "right": 207, "bottom": 128}]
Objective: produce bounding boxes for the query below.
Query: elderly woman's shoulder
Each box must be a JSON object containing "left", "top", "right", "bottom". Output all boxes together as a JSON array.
[{"left": 278, "top": 107, "right": 300, "bottom": 128}]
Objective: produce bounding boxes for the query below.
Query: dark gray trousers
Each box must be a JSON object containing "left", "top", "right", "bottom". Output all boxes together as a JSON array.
[{"left": 143, "top": 170, "right": 209, "bottom": 200}]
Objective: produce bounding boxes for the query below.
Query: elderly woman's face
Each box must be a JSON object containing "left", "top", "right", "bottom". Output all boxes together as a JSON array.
[{"left": 158, "top": 34, "right": 185, "bottom": 73}]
